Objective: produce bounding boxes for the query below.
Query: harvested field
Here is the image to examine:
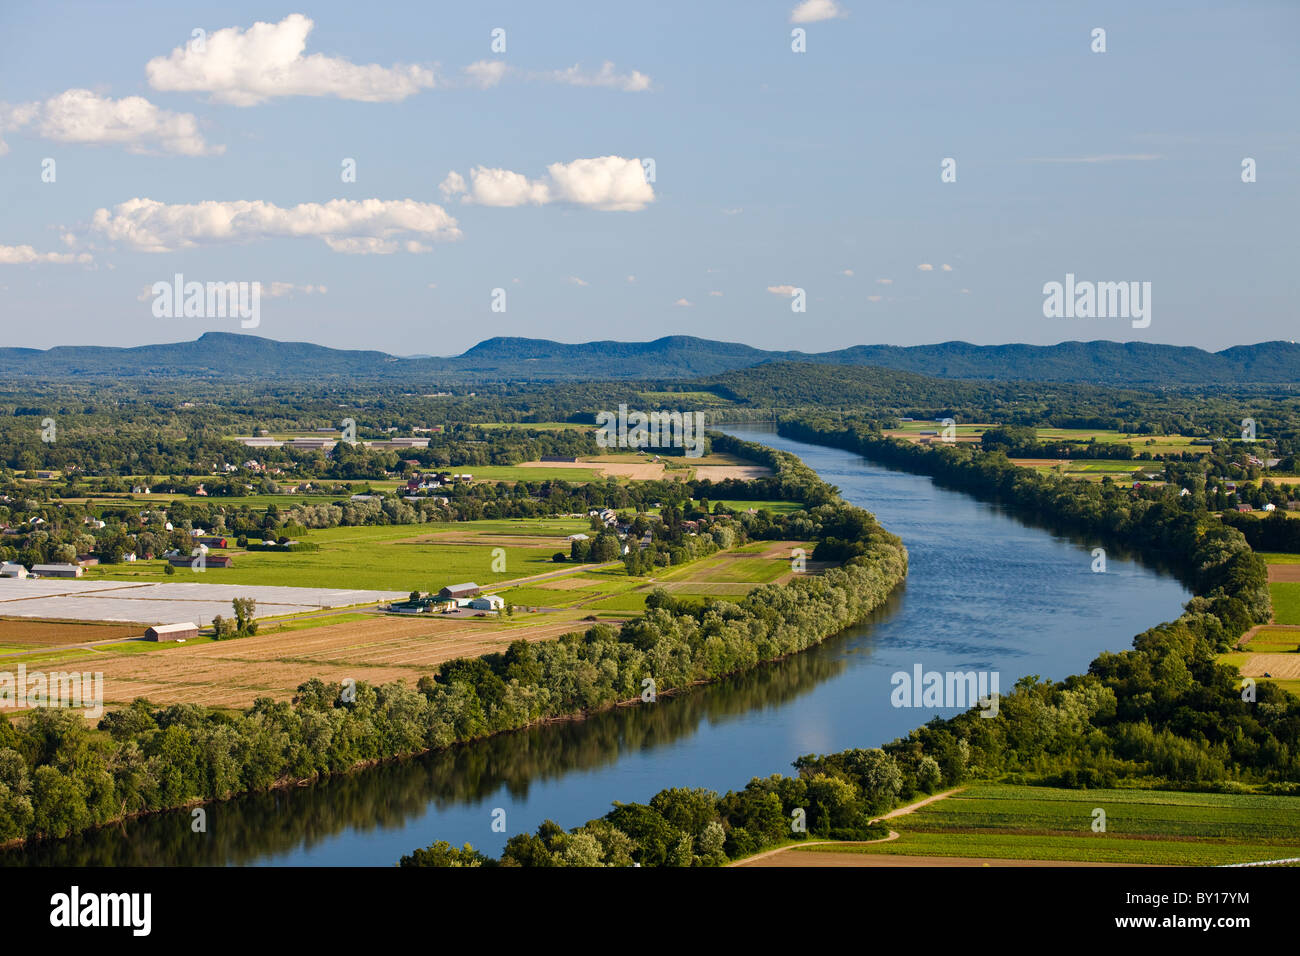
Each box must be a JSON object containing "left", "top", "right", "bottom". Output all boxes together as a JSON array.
[
  {"left": 517, "top": 459, "right": 666, "bottom": 480},
  {"left": 690, "top": 465, "right": 772, "bottom": 480},
  {"left": 0, "top": 619, "right": 142, "bottom": 646},
  {"left": 7, "top": 612, "right": 602, "bottom": 712},
  {"left": 1236, "top": 653, "right": 1300, "bottom": 680},
  {"left": 1268, "top": 564, "right": 1300, "bottom": 583}
]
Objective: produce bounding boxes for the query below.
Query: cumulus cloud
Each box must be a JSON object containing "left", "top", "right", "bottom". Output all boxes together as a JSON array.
[
  {"left": 867, "top": 295, "right": 883, "bottom": 302},
  {"left": 791, "top": 0, "right": 846, "bottom": 23},
  {"left": 567, "top": 276, "right": 589, "bottom": 286},
  {"left": 941, "top": 263, "right": 953, "bottom": 271},
  {"left": 767, "top": 284, "right": 798, "bottom": 295},
  {"left": 841, "top": 269, "right": 854, "bottom": 276},
  {"left": 708, "top": 290, "right": 723, "bottom": 296},
  {"left": 0, "top": 244, "right": 92, "bottom": 265},
  {"left": 146, "top": 14, "right": 434, "bottom": 106},
  {"left": 463, "top": 60, "right": 651, "bottom": 92},
  {"left": 440, "top": 156, "right": 653, "bottom": 211},
  {"left": 673, "top": 297, "right": 692, "bottom": 307},
  {"left": 89, "top": 197, "right": 461, "bottom": 254},
  {"left": 463, "top": 60, "right": 509, "bottom": 89},
  {"left": 548, "top": 61, "right": 651, "bottom": 92},
  {"left": 876, "top": 278, "right": 892, "bottom": 284},
  {"left": 916, "top": 263, "right": 933, "bottom": 271},
  {"left": 0, "top": 89, "right": 219, "bottom": 156}
]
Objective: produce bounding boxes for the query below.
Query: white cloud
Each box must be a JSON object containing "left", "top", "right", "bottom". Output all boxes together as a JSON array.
[
  {"left": 567, "top": 276, "right": 589, "bottom": 286},
  {"left": 442, "top": 166, "right": 550, "bottom": 206},
  {"left": 89, "top": 197, "right": 461, "bottom": 254},
  {"left": 673, "top": 297, "right": 693, "bottom": 307},
  {"left": 767, "top": 284, "right": 798, "bottom": 295},
  {"left": 146, "top": 14, "right": 435, "bottom": 106},
  {"left": 0, "top": 244, "right": 92, "bottom": 265},
  {"left": 916, "top": 263, "right": 933, "bottom": 271},
  {"left": 463, "top": 60, "right": 508, "bottom": 89},
  {"left": 867, "top": 295, "right": 883, "bottom": 302},
  {"left": 441, "top": 156, "right": 653, "bottom": 211},
  {"left": 841, "top": 269, "right": 854, "bottom": 276},
  {"left": 0, "top": 89, "right": 219, "bottom": 156},
  {"left": 960, "top": 288, "right": 971, "bottom": 294},
  {"left": 941, "top": 264, "right": 953, "bottom": 271},
  {"left": 791, "top": 0, "right": 846, "bottom": 23},
  {"left": 876, "top": 278, "right": 892, "bottom": 285},
  {"left": 465, "top": 60, "right": 652, "bottom": 93},
  {"left": 265, "top": 281, "right": 326, "bottom": 297},
  {"left": 708, "top": 290, "right": 723, "bottom": 296},
  {"left": 548, "top": 61, "right": 651, "bottom": 92},
  {"left": 722, "top": 208, "right": 743, "bottom": 216},
  {"left": 626, "top": 275, "right": 636, "bottom": 283}
]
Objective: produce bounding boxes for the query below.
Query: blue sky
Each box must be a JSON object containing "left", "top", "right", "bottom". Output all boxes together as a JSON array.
[{"left": 0, "top": 1, "right": 1296, "bottom": 355}]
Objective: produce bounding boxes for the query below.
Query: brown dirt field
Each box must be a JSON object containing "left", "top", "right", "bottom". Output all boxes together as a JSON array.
[
  {"left": 740, "top": 851, "right": 1141, "bottom": 867},
  {"left": 0, "top": 619, "right": 142, "bottom": 646},
  {"left": 1268, "top": 565, "right": 1300, "bottom": 583},
  {"left": 4, "top": 613, "right": 600, "bottom": 712},
  {"left": 1236, "top": 653, "right": 1300, "bottom": 679},
  {"left": 1009, "top": 459, "right": 1071, "bottom": 467},
  {"left": 690, "top": 465, "right": 772, "bottom": 480}
]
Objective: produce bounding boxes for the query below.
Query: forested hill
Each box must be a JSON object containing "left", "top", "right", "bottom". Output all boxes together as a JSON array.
[{"left": 2, "top": 332, "right": 1298, "bottom": 385}]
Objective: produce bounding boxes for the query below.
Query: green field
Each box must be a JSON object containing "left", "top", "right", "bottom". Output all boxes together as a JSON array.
[
  {"left": 84, "top": 519, "right": 589, "bottom": 591},
  {"left": 1244, "top": 628, "right": 1300, "bottom": 653},
  {"left": 1259, "top": 553, "right": 1300, "bottom": 564},
  {"left": 1270, "top": 583, "right": 1300, "bottom": 625},
  {"left": 809, "top": 784, "right": 1300, "bottom": 866},
  {"left": 700, "top": 499, "right": 805, "bottom": 515}
]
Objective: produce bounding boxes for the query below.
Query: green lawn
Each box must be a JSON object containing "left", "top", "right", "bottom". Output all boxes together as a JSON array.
[{"left": 1269, "top": 583, "right": 1300, "bottom": 625}]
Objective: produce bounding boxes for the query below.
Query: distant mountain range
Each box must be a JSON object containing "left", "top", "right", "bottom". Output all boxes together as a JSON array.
[{"left": 2, "top": 332, "right": 1297, "bottom": 386}]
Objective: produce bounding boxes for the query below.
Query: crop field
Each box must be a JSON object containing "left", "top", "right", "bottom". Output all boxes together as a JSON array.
[
  {"left": 1269, "top": 582, "right": 1300, "bottom": 625},
  {"left": 84, "top": 519, "right": 590, "bottom": 592},
  {"left": 0, "top": 619, "right": 142, "bottom": 647},
  {"left": 699, "top": 499, "right": 805, "bottom": 515},
  {"left": 792, "top": 784, "right": 1300, "bottom": 866},
  {"left": 0, "top": 609, "right": 604, "bottom": 712}
]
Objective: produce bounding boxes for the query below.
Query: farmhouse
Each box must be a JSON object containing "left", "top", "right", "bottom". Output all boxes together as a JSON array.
[
  {"left": 33, "top": 563, "right": 83, "bottom": 578},
  {"left": 145, "top": 622, "right": 199, "bottom": 642},
  {"left": 198, "top": 536, "right": 229, "bottom": 548},
  {"left": 206, "top": 555, "right": 235, "bottom": 568},
  {"left": 437, "top": 582, "right": 481, "bottom": 601},
  {"left": 469, "top": 595, "right": 505, "bottom": 611},
  {"left": 0, "top": 562, "right": 28, "bottom": 578}
]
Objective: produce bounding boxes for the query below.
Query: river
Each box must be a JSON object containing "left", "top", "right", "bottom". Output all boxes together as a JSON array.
[{"left": 5, "top": 425, "right": 1191, "bottom": 866}]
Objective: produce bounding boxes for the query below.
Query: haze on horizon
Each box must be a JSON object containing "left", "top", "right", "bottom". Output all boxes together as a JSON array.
[{"left": 0, "top": 1, "right": 1296, "bottom": 356}]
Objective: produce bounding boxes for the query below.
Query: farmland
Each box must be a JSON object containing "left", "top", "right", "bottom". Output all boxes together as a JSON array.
[
  {"left": 82, "top": 519, "right": 591, "bottom": 592},
  {"left": 758, "top": 784, "right": 1300, "bottom": 866}
]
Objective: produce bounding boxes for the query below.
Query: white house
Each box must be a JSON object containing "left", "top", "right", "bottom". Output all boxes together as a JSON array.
[
  {"left": 469, "top": 595, "right": 505, "bottom": 611},
  {"left": 1263, "top": 503, "right": 1277, "bottom": 512},
  {"left": 0, "top": 562, "right": 28, "bottom": 578}
]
